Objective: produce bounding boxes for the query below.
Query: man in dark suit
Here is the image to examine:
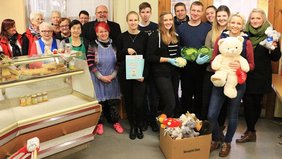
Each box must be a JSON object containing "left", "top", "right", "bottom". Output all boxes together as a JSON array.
[{"left": 82, "top": 5, "right": 121, "bottom": 45}]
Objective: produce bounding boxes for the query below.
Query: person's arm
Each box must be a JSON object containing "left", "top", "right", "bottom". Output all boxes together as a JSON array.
[
  {"left": 269, "top": 42, "right": 281, "bottom": 61},
  {"left": 205, "top": 31, "right": 213, "bottom": 48},
  {"left": 245, "top": 40, "right": 255, "bottom": 71},
  {"left": 86, "top": 43, "right": 111, "bottom": 83},
  {"left": 211, "top": 37, "right": 220, "bottom": 62},
  {"left": 116, "top": 34, "right": 127, "bottom": 62},
  {"left": 29, "top": 41, "right": 38, "bottom": 57}
]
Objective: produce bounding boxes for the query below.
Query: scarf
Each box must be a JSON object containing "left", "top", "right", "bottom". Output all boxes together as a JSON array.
[
  {"left": 38, "top": 38, "right": 58, "bottom": 54},
  {"left": 8, "top": 34, "right": 21, "bottom": 57},
  {"left": 245, "top": 21, "right": 270, "bottom": 48},
  {"left": 29, "top": 25, "right": 41, "bottom": 39}
]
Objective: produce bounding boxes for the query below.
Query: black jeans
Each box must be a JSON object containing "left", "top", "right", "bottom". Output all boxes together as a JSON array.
[
  {"left": 119, "top": 78, "right": 146, "bottom": 128},
  {"left": 143, "top": 77, "right": 159, "bottom": 124},
  {"left": 155, "top": 75, "right": 179, "bottom": 117},
  {"left": 243, "top": 94, "right": 264, "bottom": 132}
]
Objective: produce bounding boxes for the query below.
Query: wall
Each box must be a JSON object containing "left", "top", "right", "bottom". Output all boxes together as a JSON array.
[
  {"left": 0, "top": 0, "right": 26, "bottom": 33},
  {"left": 113, "top": 0, "right": 158, "bottom": 32}
]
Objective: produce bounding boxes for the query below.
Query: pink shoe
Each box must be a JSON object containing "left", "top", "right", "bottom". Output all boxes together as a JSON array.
[
  {"left": 96, "top": 124, "right": 104, "bottom": 135},
  {"left": 113, "top": 122, "right": 124, "bottom": 134}
]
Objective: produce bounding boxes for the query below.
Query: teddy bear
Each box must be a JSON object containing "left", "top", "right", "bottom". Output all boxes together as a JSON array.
[
  {"left": 259, "top": 26, "right": 281, "bottom": 50},
  {"left": 210, "top": 36, "right": 250, "bottom": 98}
]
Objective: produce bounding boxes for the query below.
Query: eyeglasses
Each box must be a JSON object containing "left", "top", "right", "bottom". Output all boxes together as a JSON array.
[
  {"left": 41, "top": 30, "right": 53, "bottom": 33},
  {"left": 60, "top": 25, "right": 69, "bottom": 28},
  {"left": 96, "top": 11, "right": 108, "bottom": 14}
]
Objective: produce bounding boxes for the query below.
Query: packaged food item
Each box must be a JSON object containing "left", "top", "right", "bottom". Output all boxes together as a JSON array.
[
  {"left": 37, "top": 93, "right": 43, "bottom": 103},
  {"left": 20, "top": 96, "right": 26, "bottom": 106},
  {"left": 31, "top": 95, "right": 38, "bottom": 104},
  {"left": 65, "top": 43, "right": 72, "bottom": 54},
  {"left": 42, "top": 92, "right": 48, "bottom": 101},
  {"left": 26, "top": 95, "right": 32, "bottom": 105}
]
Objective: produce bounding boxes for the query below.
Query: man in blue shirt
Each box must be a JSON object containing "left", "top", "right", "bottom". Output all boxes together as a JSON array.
[{"left": 177, "top": 1, "right": 211, "bottom": 119}]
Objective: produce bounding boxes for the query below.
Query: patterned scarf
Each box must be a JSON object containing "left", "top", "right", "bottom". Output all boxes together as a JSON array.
[
  {"left": 8, "top": 34, "right": 21, "bottom": 57},
  {"left": 29, "top": 25, "right": 41, "bottom": 38},
  {"left": 245, "top": 21, "right": 270, "bottom": 48}
]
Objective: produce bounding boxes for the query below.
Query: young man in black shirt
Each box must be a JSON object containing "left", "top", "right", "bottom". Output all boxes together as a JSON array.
[{"left": 138, "top": 2, "right": 159, "bottom": 132}]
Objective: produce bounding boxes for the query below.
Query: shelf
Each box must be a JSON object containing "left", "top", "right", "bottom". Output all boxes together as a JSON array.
[
  {"left": 0, "top": 92, "right": 98, "bottom": 141},
  {"left": 0, "top": 70, "right": 84, "bottom": 89}
]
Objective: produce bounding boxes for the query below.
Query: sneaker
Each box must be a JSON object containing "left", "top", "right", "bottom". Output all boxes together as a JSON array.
[
  {"left": 96, "top": 124, "right": 104, "bottom": 135},
  {"left": 113, "top": 122, "right": 124, "bottom": 134},
  {"left": 219, "top": 142, "right": 231, "bottom": 157}
]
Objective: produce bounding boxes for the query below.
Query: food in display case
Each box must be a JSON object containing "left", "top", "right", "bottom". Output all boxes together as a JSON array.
[
  {"left": 0, "top": 52, "right": 101, "bottom": 158},
  {"left": 0, "top": 52, "right": 82, "bottom": 83}
]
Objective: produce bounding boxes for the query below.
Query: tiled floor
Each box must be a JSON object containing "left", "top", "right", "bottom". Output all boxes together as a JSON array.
[{"left": 61, "top": 118, "right": 282, "bottom": 159}]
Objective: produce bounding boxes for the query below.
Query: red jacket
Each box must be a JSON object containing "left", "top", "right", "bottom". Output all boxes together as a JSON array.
[
  {"left": 0, "top": 34, "right": 22, "bottom": 58},
  {"left": 22, "top": 29, "right": 39, "bottom": 55}
]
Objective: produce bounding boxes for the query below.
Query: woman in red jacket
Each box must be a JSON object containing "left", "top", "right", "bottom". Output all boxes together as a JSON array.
[
  {"left": 22, "top": 12, "right": 44, "bottom": 55},
  {"left": 0, "top": 19, "right": 23, "bottom": 58}
]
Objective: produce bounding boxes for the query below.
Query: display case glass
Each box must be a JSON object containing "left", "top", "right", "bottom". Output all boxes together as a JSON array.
[{"left": 0, "top": 54, "right": 100, "bottom": 158}]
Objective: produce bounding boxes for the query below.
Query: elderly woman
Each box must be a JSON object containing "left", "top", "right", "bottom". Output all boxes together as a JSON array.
[
  {"left": 87, "top": 22, "right": 123, "bottom": 135},
  {"left": 60, "top": 20, "right": 87, "bottom": 60},
  {"left": 30, "top": 22, "right": 60, "bottom": 56},
  {"left": 0, "top": 19, "right": 23, "bottom": 57},
  {"left": 51, "top": 10, "right": 61, "bottom": 36},
  {"left": 22, "top": 12, "right": 44, "bottom": 55},
  {"left": 55, "top": 17, "right": 71, "bottom": 41}
]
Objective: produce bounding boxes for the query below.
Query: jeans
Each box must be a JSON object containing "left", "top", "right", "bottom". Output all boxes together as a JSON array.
[{"left": 208, "top": 84, "right": 246, "bottom": 143}]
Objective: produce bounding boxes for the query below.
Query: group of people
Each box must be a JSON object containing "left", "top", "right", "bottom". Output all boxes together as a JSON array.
[{"left": 0, "top": 1, "right": 281, "bottom": 157}]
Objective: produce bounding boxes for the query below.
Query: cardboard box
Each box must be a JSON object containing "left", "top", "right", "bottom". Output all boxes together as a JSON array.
[{"left": 160, "top": 128, "right": 211, "bottom": 159}]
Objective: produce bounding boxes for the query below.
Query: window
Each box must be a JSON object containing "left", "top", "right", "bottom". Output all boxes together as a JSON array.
[
  {"left": 213, "top": 0, "right": 257, "bottom": 19},
  {"left": 26, "top": 0, "right": 112, "bottom": 23}
]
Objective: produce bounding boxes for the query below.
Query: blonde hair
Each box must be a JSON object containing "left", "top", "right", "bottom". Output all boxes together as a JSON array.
[
  {"left": 126, "top": 11, "right": 139, "bottom": 21},
  {"left": 246, "top": 8, "right": 269, "bottom": 26},
  {"left": 227, "top": 12, "right": 246, "bottom": 31},
  {"left": 158, "top": 12, "right": 178, "bottom": 45}
]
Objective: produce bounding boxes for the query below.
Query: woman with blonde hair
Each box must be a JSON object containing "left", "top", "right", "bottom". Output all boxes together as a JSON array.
[
  {"left": 208, "top": 13, "right": 254, "bottom": 157},
  {"left": 116, "top": 11, "right": 148, "bottom": 140},
  {"left": 146, "top": 11, "right": 181, "bottom": 117},
  {"left": 236, "top": 8, "right": 281, "bottom": 143}
]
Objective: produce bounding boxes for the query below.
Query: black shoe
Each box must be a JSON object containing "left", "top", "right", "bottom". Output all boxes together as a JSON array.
[
  {"left": 129, "top": 127, "right": 136, "bottom": 140},
  {"left": 150, "top": 120, "right": 159, "bottom": 132},
  {"left": 136, "top": 127, "right": 144, "bottom": 139},
  {"left": 141, "top": 122, "right": 148, "bottom": 131}
]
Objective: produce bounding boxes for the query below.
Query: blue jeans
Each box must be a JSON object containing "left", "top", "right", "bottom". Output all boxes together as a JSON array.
[{"left": 208, "top": 84, "right": 246, "bottom": 143}]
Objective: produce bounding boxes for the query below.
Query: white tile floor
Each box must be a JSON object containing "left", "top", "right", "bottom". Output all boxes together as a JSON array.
[{"left": 60, "top": 118, "right": 282, "bottom": 159}]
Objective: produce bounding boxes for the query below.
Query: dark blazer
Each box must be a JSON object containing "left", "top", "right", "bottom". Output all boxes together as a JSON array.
[{"left": 82, "top": 20, "right": 121, "bottom": 46}]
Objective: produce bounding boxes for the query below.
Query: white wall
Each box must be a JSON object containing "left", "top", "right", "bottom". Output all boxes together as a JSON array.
[{"left": 113, "top": 0, "right": 158, "bottom": 32}]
